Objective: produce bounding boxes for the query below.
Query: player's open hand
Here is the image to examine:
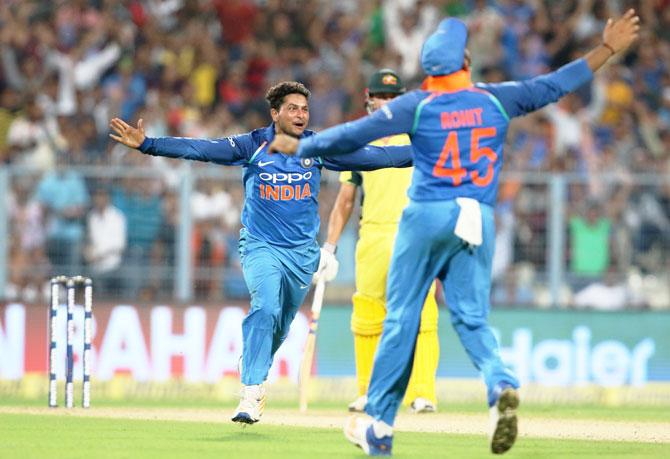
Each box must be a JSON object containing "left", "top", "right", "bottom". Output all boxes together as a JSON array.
[
  {"left": 268, "top": 134, "right": 299, "bottom": 155},
  {"left": 603, "top": 9, "right": 640, "bottom": 54},
  {"left": 109, "top": 118, "right": 146, "bottom": 149}
]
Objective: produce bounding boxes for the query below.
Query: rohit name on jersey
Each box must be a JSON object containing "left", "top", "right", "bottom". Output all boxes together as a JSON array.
[{"left": 258, "top": 171, "right": 313, "bottom": 201}]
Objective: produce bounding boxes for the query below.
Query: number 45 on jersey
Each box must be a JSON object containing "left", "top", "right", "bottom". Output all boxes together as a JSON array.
[{"left": 432, "top": 127, "right": 498, "bottom": 187}]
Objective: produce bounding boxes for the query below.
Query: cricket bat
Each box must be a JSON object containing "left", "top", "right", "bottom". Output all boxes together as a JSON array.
[{"left": 299, "top": 278, "right": 326, "bottom": 413}]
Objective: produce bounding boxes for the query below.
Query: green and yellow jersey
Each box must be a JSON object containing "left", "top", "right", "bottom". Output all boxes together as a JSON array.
[{"left": 339, "top": 134, "right": 413, "bottom": 226}]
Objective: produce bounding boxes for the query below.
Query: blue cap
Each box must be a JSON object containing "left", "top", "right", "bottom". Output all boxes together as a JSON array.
[{"left": 420, "top": 18, "right": 468, "bottom": 76}]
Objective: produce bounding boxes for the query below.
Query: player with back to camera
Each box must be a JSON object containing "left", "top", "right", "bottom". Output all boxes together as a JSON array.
[
  {"left": 109, "top": 81, "right": 413, "bottom": 425},
  {"left": 269, "top": 10, "right": 640, "bottom": 456},
  {"left": 325, "top": 68, "right": 439, "bottom": 414}
]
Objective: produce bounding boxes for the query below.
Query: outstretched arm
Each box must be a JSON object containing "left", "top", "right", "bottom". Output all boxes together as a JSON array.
[
  {"left": 320, "top": 144, "right": 413, "bottom": 171},
  {"left": 109, "top": 118, "right": 252, "bottom": 165},
  {"left": 480, "top": 9, "right": 640, "bottom": 118}
]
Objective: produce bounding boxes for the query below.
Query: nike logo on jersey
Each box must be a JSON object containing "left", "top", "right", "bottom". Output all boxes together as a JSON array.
[
  {"left": 300, "top": 285, "right": 309, "bottom": 289},
  {"left": 258, "top": 160, "right": 274, "bottom": 167}
]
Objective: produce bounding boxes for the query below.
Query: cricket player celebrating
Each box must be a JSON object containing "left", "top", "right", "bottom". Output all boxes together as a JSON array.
[
  {"left": 109, "top": 81, "right": 412, "bottom": 425},
  {"left": 270, "top": 11, "right": 640, "bottom": 455},
  {"left": 325, "top": 69, "right": 439, "bottom": 414}
]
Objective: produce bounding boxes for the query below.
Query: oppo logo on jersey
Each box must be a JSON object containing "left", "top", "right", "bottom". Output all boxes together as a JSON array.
[
  {"left": 258, "top": 171, "right": 313, "bottom": 184},
  {"left": 258, "top": 171, "right": 312, "bottom": 201}
]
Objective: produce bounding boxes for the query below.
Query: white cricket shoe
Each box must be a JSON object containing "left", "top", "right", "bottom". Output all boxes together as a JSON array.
[
  {"left": 489, "top": 386, "right": 519, "bottom": 454},
  {"left": 348, "top": 394, "right": 368, "bottom": 412},
  {"left": 231, "top": 384, "right": 266, "bottom": 424},
  {"left": 410, "top": 397, "right": 436, "bottom": 414},
  {"left": 344, "top": 415, "right": 393, "bottom": 456}
]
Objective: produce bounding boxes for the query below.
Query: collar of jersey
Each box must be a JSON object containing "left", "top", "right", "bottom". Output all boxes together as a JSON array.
[{"left": 421, "top": 69, "right": 472, "bottom": 92}]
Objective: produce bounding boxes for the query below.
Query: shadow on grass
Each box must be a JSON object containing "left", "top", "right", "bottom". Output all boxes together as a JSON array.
[{"left": 199, "top": 430, "right": 269, "bottom": 443}]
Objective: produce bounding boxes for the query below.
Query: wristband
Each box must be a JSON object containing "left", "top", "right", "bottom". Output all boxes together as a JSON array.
[
  {"left": 602, "top": 42, "right": 616, "bottom": 56},
  {"left": 323, "top": 242, "right": 337, "bottom": 254}
]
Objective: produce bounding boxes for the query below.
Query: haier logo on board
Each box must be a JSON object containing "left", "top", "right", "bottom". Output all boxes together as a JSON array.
[{"left": 497, "top": 326, "right": 656, "bottom": 386}]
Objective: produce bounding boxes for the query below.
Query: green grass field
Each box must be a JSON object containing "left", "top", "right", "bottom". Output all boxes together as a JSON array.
[
  {"left": 1, "top": 412, "right": 667, "bottom": 459},
  {"left": 1, "top": 398, "right": 668, "bottom": 458}
]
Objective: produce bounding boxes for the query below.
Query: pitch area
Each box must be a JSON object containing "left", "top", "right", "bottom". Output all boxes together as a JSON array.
[{"left": 1, "top": 402, "right": 668, "bottom": 458}]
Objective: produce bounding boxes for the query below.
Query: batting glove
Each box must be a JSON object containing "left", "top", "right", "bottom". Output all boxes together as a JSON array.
[{"left": 314, "top": 243, "right": 339, "bottom": 283}]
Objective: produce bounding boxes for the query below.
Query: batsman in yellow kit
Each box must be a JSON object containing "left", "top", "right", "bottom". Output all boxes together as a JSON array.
[{"left": 325, "top": 69, "right": 439, "bottom": 413}]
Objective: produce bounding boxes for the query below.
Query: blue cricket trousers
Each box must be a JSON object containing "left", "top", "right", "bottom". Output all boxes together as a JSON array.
[
  {"left": 366, "top": 200, "right": 519, "bottom": 425},
  {"left": 239, "top": 229, "right": 319, "bottom": 385}
]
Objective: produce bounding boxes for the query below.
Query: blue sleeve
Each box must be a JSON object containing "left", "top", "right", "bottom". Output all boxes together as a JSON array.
[
  {"left": 296, "top": 92, "right": 422, "bottom": 158},
  {"left": 138, "top": 133, "right": 255, "bottom": 166},
  {"left": 478, "top": 59, "right": 593, "bottom": 118},
  {"left": 320, "top": 144, "right": 413, "bottom": 171}
]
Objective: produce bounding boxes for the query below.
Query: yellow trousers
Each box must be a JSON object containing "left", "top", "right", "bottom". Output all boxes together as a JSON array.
[{"left": 350, "top": 224, "right": 439, "bottom": 406}]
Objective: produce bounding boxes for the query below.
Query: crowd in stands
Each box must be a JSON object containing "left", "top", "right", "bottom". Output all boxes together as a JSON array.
[{"left": 0, "top": 0, "right": 669, "bottom": 309}]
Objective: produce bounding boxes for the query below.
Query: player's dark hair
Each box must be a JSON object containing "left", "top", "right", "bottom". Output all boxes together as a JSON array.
[{"left": 265, "top": 81, "right": 310, "bottom": 111}]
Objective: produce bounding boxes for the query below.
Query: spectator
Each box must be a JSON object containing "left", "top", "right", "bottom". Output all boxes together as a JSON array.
[
  {"left": 85, "top": 187, "right": 126, "bottom": 297},
  {"left": 6, "top": 96, "right": 61, "bottom": 170},
  {"left": 34, "top": 153, "right": 89, "bottom": 276},
  {"left": 492, "top": 201, "right": 516, "bottom": 282},
  {"left": 213, "top": 0, "right": 258, "bottom": 49},
  {"left": 492, "top": 264, "right": 535, "bottom": 307},
  {"left": 0, "top": 88, "right": 22, "bottom": 163},
  {"left": 383, "top": 0, "right": 437, "bottom": 81},
  {"left": 0, "top": 0, "right": 668, "bottom": 307},
  {"left": 569, "top": 199, "right": 612, "bottom": 279},
  {"left": 573, "top": 266, "right": 631, "bottom": 311},
  {"left": 466, "top": 0, "right": 505, "bottom": 80},
  {"left": 112, "top": 178, "right": 163, "bottom": 298},
  {"left": 6, "top": 177, "right": 46, "bottom": 301},
  {"left": 190, "top": 180, "right": 240, "bottom": 299},
  {"left": 149, "top": 190, "right": 178, "bottom": 299},
  {"left": 102, "top": 56, "right": 147, "bottom": 122},
  {"left": 306, "top": 72, "right": 346, "bottom": 130}
]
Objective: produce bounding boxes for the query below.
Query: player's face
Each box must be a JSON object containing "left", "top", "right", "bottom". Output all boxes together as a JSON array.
[
  {"left": 272, "top": 93, "right": 310, "bottom": 137},
  {"left": 367, "top": 93, "right": 397, "bottom": 113}
]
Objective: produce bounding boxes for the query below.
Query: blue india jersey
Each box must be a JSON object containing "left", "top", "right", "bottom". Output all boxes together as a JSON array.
[
  {"left": 296, "top": 59, "right": 594, "bottom": 206},
  {"left": 239, "top": 130, "right": 323, "bottom": 247},
  {"left": 138, "top": 123, "right": 412, "bottom": 248}
]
